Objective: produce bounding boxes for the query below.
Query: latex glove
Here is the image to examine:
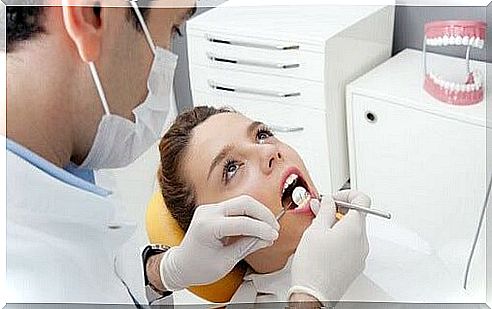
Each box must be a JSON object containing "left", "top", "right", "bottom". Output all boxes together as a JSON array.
[
  {"left": 160, "top": 195, "right": 280, "bottom": 291},
  {"left": 288, "top": 190, "right": 371, "bottom": 303}
]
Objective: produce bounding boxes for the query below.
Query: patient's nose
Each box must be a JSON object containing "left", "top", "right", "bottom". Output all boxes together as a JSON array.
[{"left": 260, "top": 145, "right": 283, "bottom": 175}]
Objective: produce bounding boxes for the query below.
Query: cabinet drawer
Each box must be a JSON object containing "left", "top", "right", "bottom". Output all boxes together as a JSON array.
[
  {"left": 187, "top": 33, "right": 325, "bottom": 82},
  {"left": 193, "top": 90, "right": 342, "bottom": 194},
  {"left": 189, "top": 64, "right": 325, "bottom": 111}
]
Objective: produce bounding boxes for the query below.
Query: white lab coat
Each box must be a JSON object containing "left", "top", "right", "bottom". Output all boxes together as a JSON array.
[{"left": 6, "top": 149, "right": 148, "bottom": 305}]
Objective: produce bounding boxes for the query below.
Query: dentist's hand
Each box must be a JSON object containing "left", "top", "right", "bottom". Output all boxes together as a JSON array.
[
  {"left": 288, "top": 190, "right": 370, "bottom": 304},
  {"left": 159, "top": 195, "right": 280, "bottom": 291}
]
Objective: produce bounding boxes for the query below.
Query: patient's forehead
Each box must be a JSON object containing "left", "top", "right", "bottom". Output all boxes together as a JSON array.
[
  {"left": 182, "top": 111, "right": 253, "bottom": 187},
  {"left": 190, "top": 112, "right": 252, "bottom": 151}
]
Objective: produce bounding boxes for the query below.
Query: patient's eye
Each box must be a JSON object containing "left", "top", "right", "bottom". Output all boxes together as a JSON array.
[
  {"left": 223, "top": 159, "right": 243, "bottom": 184},
  {"left": 256, "top": 126, "right": 274, "bottom": 143}
]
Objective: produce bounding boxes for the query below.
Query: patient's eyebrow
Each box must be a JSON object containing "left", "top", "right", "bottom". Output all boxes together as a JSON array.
[
  {"left": 207, "top": 144, "right": 235, "bottom": 180},
  {"left": 247, "top": 121, "right": 264, "bottom": 138}
]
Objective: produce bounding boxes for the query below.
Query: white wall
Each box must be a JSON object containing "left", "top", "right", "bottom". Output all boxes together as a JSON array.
[{"left": 172, "top": 0, "right": 228, "bottom": 112}]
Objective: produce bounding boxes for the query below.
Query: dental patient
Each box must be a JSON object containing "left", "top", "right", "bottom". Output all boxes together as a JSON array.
[{"left": 158, "top": 106, "right": 335, "bottom": 302}]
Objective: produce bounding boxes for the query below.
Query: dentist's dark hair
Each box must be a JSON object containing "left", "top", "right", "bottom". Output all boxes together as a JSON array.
[
  {"left": 6, "top": 5, "right": 150, "bottom": 53},
  {"left": 158, "top": 106, "right": 233, "bottom": 231}
]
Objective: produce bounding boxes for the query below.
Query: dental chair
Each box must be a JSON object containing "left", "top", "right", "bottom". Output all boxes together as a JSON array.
[{"left": 146, "top": 192, "right": 245, "bottom": 303}]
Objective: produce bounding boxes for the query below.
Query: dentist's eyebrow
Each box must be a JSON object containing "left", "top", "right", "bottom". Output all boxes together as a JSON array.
[
  {"left": 180, "top": 6, "right": 197, "bottom": 23},
  {"left": 207, "top": 144, "right": 235, "bottom": 180}
]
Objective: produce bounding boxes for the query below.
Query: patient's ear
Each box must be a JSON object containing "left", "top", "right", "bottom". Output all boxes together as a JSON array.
[{"left": 62, "top": 1, "right": 103, "bottom": 62}]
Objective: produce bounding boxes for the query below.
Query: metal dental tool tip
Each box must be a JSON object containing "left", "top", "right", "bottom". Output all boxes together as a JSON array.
[{"left": 276, "top": 201, "right": 292, "bottom": 221}]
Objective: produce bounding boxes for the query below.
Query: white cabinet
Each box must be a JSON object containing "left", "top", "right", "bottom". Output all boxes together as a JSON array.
[
  {"left": 346, "top": 49, "right": 489, "bottom": 301},
  {"left": 187, "top": 1, "right": 395, "bottom": 195}
]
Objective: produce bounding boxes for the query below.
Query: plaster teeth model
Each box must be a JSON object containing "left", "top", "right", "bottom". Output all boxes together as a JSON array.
[{"left": 423, "top": 20, "right": 486, "bottom": 105}]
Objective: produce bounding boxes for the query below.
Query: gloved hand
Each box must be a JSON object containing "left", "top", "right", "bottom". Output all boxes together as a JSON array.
[
  {"left": 160, "top": 195, "right": 280, "bottom": 291},
  {"left": 288, "top": 190, "right": 371, "bottom": 303}
]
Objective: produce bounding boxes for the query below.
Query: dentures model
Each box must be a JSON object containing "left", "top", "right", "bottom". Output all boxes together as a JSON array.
[{"left": 423, "top": 20, "right": 486, "bottom": 105}]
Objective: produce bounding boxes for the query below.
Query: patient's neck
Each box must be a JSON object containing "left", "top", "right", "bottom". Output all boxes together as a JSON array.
[{"left": 245, "top": 242, "right": 296, "bottom": 274}]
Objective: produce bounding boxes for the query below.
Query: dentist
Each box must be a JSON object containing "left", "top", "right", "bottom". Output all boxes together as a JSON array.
[{"left": 6, "top": 0, "right": 369, "bottom": 306}]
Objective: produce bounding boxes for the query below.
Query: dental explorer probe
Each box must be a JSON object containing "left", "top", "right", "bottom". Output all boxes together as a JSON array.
[
  {"left": 319, "top": 199, "right": 392, "bottom": 220},
  {"left": 275, "top": 201, "right": 293, "bottom": 221},
  {"left": 295, "top": 187, "right": 392, "bottom": 220}
]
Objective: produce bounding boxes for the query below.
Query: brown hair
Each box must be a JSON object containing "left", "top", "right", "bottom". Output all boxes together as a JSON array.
[{"left": 158, "top": 106, "right": 233, "bottom": 231}]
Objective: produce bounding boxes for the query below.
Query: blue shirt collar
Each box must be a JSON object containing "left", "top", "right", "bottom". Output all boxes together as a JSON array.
[{"left": 7, "top": 138, "right": 111, "bottom": 197}]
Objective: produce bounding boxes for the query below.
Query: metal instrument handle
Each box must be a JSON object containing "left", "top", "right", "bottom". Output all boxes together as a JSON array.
[
  {"left": 207, "top": 53, "right": 300, "bottom": 70},
  {"left": 208, "top": 80, "right": 301, "bottom": 99},
  {"left": 334, "top": 200, "right": 392, "bottom": 220},
  {"left": 206, "top": 34, "right": 300, "bottom": 51}
]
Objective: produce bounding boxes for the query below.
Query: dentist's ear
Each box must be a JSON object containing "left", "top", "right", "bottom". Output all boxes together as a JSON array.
[{"left": 62, "top": 1, "right": 103, "bottom": 63}]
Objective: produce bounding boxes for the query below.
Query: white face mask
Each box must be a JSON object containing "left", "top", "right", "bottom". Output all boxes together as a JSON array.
[{"left": 80, "top": 3, "right": 178, "bottom": 170}]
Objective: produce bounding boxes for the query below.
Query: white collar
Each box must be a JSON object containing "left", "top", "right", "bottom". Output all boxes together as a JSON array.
[{"left": 243, "top": 255, "right": 294, "bottom": 300}]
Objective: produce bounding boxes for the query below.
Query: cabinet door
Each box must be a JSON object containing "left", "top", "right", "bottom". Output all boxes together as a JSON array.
[
  {"left": 349, "top": 94, "right": 487, "bottom": 282},
  {"left": 193, "top": 90, "right": 344, "bottom": 195}
]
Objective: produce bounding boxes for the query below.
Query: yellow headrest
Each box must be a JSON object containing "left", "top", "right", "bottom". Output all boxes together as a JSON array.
[{"left": 146, "top": 192, "right": 245, "bottom": 303}]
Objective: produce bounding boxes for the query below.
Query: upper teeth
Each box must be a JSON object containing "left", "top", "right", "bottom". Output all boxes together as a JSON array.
[
  {"left": 426, "top": 35, "right": 485, "bottom": 48},
  {"left": 428, "top": 70, "right": 483, "bottom": 92},
  {"left": 282, "top": 174, "right": 298, "bottom": 193}
]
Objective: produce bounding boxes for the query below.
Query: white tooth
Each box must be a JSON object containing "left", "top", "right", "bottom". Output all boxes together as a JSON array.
[
  {"left": 286, "top": 175, "right": 293, "bottom": 185},
  {"left": 459, "top": 84, "right": 466, "bottom": 92},
  {"left": 426, "top": 38, "right": 431, "bottom": 45},
  {"left": 455, "top": 36, "right": 462, "bottom": 45},
  {"left": 474, "top": 38, "right": 480, "bottom": 48},
  {"left": 466, "top": 84, "right": 473, "bottom": 92},
  {"left": 444, "top": 81, "right": 451, "bottom": 89},
  {"left": 469, "top": 37, "right": 476, "bottom": 46},
  {"left": 478, "top": 39, "right": 484, "bottom": 49},
  {"left": 442, "top": 35, "right": 449, "bottom": 46},
  {"left": 436, "top": 37, "right": 443, "bottom": 46},
  {"left": 462, "top": 36, "right": 469, "bottom": 45},
  {"left": 449, "top": 36, "right": 456, "bottom": 45},
  {"left": 288, "top": 174, "right": 298, "bottom": 185},
  {"left": 453, "top": 83, "right": 460, "bottom": 91},
  {"left": 476, "top": 76, "right": 483, "bottom": 87}
]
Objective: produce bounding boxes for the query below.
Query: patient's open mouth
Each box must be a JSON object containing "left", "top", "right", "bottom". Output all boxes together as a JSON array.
[
  {"left": 279, "top": 168, "right": 314, "bottom": 214},
  {"left": 423, "top": 20, "right": 486, "bottom": 105}
]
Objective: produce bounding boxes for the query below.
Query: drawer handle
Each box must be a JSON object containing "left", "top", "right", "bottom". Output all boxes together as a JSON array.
[
  {"left": 269, "top": 125, "right": 304, "bottom": 133},
  {"left": 206, "top": 34, "right": 300, "bottom": 51},
  {"left": 207, "top": 53, "right": 300, "bottom": 70},
  {"left": 209, "top": 80, "right": 301, "bottom": 98}
]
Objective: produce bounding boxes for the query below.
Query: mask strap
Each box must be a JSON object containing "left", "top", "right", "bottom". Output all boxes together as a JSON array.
[
  {"left": 129, "top": 0, "right": 157, "bottom": 55},
  {"left": 89, "top": 62, "right": 111, "bottom": 116}
]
